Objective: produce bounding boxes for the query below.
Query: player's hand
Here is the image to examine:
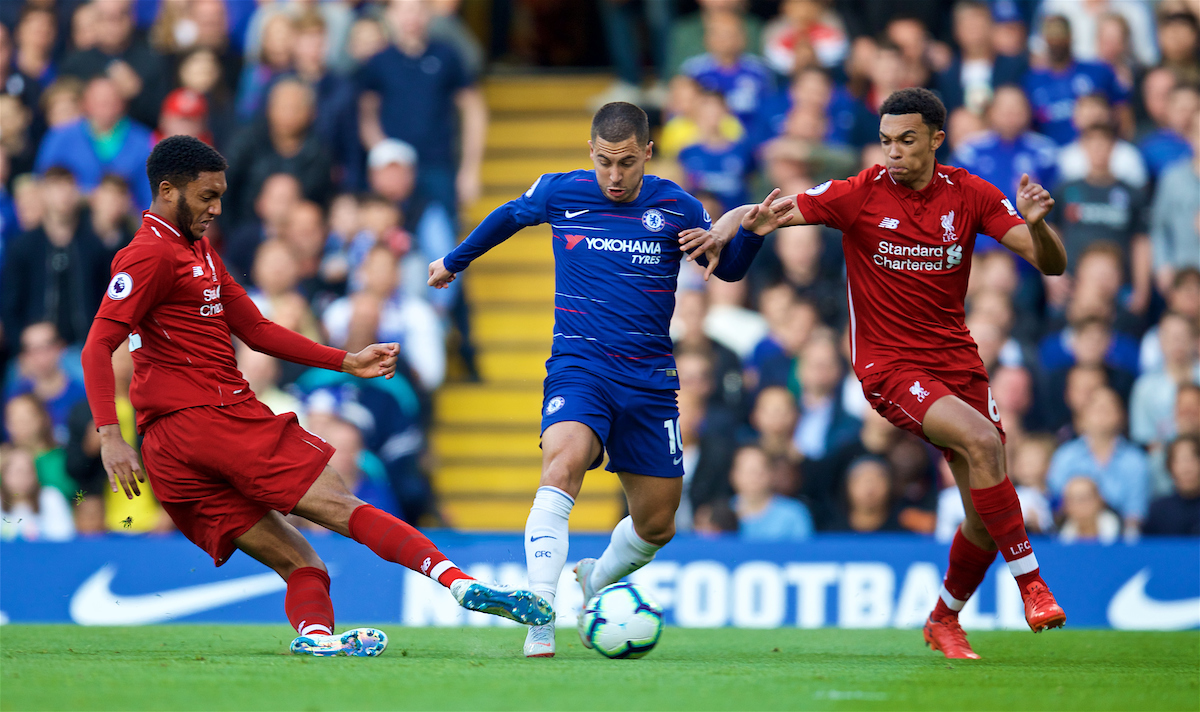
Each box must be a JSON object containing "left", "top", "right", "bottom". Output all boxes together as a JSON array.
[
  {"left": 428, "top": 258, "right": 457, "bottom": 289},
  {"left": 99, "top": 425, "right": 145, "bottom": 500},
  {"left": 742, "top": 188, "right": 796, "bottom": 236},
  {"left": 1017, "top": 173, "right": 1055, "bottom": 226},
  {"left": 343, "top": 342, "right": 400, "bottom": 380},
  {"left": 677, "top": 228, "right": 730, "bottom": 281}
]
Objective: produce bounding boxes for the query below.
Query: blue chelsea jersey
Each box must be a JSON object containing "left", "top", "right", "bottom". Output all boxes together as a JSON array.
[
  {"left": 515, "top": 170, "right": 711, "bottom": 390},
  {"left": 1023, "top": 61, "right": 1129, "bottom": 145}
]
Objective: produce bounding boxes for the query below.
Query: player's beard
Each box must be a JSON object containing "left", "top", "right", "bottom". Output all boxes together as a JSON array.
[{"left": 174, "top": 197, "right": 199, "bottom": 243}]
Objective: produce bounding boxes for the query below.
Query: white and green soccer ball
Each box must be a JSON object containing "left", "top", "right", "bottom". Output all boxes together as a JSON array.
[{"left": 580, "top": 582, "right": 664, "bottom": 659}]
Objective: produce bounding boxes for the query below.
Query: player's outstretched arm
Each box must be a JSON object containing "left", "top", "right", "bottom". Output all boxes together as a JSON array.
[
  {"left": 679, "top": 189, "right": 798, "bottom": 280},
  {"left": 429, "top": 201, "right": 529, "bottom": 288},
  {"left": 341, "top": 343, "right": 401, "bottom": 380},
  {"left": 1001, "top": 174, "right": 1067, "bottom": 276},
  {"left": 80, "top": 318, "right": 146, "bottom": 499}
]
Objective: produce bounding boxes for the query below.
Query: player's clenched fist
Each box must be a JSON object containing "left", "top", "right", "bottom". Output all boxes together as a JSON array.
[
  {"left": 428, "top": 258, "right": 456, "bottom": 289},
  {"left": 343, "top": 342, "right": 401, "bottom": 380},
  {"left": 1016, "top": 173, "right": 1055, "bottom": 226}
]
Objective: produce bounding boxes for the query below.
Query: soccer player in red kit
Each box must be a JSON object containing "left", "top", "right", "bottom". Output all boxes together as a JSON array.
[
  {"left": 81, "top": 136, "right": 552, "bottom": 656},
  {"left": 691, "top": 89, "right": 1068, "bottom": 659}
]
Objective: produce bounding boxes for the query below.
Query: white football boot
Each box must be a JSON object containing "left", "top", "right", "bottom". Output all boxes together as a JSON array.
[
  {"left": 289, "top": 628, "right": 388, "bottom": 657},
  {"left": 524, "top": 623, "right": 556, "bottom": 658},
  {"left": 574, "top": 558, "right": 599, "bottom": 649}
]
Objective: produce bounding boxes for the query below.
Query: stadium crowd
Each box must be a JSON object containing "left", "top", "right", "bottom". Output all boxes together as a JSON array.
[{"left": 0, "top": 0, "right": 1197, "bottom": 546}]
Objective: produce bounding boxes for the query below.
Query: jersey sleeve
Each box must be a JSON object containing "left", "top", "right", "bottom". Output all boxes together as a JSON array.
[
  {"left": 442, "top": 174, "right": 557, "bottom": 273},
  {"left": 791, "top": 167, "right": 875, "bottom": 232},
  {"left": 974, "top": 176, "right": 1027, "bottom": 242},
  {"left": 93, "top": 242, "right": 174, "bottom": 329},
  {"left": 508, "top": 172, "right": 558, "bottom": 225}
]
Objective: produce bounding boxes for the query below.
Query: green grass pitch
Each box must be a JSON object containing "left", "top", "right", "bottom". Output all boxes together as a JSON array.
[{"left": 2, "top": 625, "right": 1197, "bottom": 711}]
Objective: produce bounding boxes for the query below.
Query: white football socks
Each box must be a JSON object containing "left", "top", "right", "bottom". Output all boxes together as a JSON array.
[
  {"left": 524, "top": 485, "right": 574, "bottom": 607},
  {"left": 589, "top": 515, "right": 661, "bottom": 593}
]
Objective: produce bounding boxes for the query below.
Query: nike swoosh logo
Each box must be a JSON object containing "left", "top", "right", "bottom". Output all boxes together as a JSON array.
[
  {"left": 673, "top": 456, "right": 683, "bottom": 465},
  {"left": 1107, "top": 567, "right": 1200, "bottom": 631},
  {"left": 69, "top": 564, "right": 287, "bottom": 626},
  {"left": 530, "top": 535, "right": 556, "bottom": 542},
  {"left": 564, "top": 210, "right": 589, "bottom": 218}
]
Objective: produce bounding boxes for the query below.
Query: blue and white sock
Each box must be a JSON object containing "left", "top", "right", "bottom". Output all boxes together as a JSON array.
[{"left": 524, "top": 486, "right": 574, "bottom": 608}]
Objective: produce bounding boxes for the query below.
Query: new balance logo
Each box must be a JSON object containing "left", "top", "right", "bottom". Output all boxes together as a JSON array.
[
  {"left": 420, "top": 557, "right": 432, "bottom": 574},
  {"left": 878, "top": 217, "right": 900, "bottom": 230},
  {"left": 192, "top": 266, "right": 204, "bottom": 277},
  {"left": 910, "top": 381, "right": 930, "bottom": 402}
]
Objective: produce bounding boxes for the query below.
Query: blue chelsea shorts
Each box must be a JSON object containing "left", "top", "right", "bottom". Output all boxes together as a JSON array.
[{"left": 540, "top": 366, "right": 683, "bottom": 478}]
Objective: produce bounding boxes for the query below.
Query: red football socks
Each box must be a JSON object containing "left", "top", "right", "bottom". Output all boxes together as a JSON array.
[
  {"left": 932, "top": 527, "right": 998, "bottom": 621},
  {"left": 348, "top": 505, "right": 472, "bottom": 588},
  {"left": 970, "top": 477, "right": 1044, "bottom": 592},
  {"left": 286, "top": 566, "right": 334, "bottom": 636}
]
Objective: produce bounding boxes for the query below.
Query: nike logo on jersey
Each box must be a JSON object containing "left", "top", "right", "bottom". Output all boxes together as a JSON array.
[
  {"left": 69, "top": 564, "right": 287, "bottom": 625},
  {"left": 878, "top": 217, "right": 900, "bottom": 229},
  {"left": 1107, "top": 568, "right": 1200, "bottom": 630},
  {"left": 564, "top": 209, "right": 589, "bottom": 218}
]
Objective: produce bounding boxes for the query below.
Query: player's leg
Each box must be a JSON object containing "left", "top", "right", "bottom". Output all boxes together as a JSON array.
[
  {"left": 923, "top": 455, "right": 999, "bottom": 659},
  {"left": 292, "top": 465, "right": 553, "bottom": 626},
  {"left": 923, "top": 395, "right": 1065, "bottom": 632},
  {"left": 584, "top": 471, "right": 680, "bottom": 598},
  {"left": 521, "top": 420, "right": 602, "bottom": 657}
]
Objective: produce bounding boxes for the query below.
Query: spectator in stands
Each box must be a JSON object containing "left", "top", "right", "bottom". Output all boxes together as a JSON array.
[
  {"left": 177, "top": 48, "right": 236, "bottom": 150},
  {"left": 660, "top": 75, "right": 746, "bottom": 159},
  {"left": 346, "top": 16, "right": 389, "bottom": 66},
  {"left": 1039, "top": 0, "right": 1158, "bottom": 69},
  {"left": 307, "top": 411, "right": 400, "bottom": 517},
  {"left": 34, "top": 77, "right": 153, "bottom": 209},
  {"left": 668, "top": 0, "right": 765, "bottom": 79},
  {"left": 1139, "top": 81, "right": 1198, "bottom": 182},
  {"left": 1140, "top": 268, "right": 1200, "bottom": 373},
  {"left": 1041, "top": 313, "right": 1136, "bottom": 407},
  {"left": 0, "top": 95, "right": 35, "bottom": 184},
  {"left": 678, "top": 89, "right": 752, "bottom": 213},
  {"left": 5, "top": 322, "right": 87, "bottom": 445},
  {"left": 730, "top": 445, "right": 813, "bottom": 541},
  {"left": 367, "top": 139, "right": 458, "bottom": 312},
  {"left": 704, "top": 278, "right": 768, "bottom": 360},
  {"left": 430, "top": 0, "right": 485, "bottom": 79},
  {"left": 1057, "top": 476, "right": 1121, "bottom": 544},
  {"left": 248, "top": 240, "right": 322, "bottom": 344},
  {"left": 88, "top": 174, "right": 134, "bottom": 254},
  {"left": 793, "top": 335, "right": 860, "bottom": 462},
  {"left": 235, "top": 12, "right": 296, "bottom": 120},
  {"left": 934, "top": 1, "right": 1027, "bottom": 114},
  {"left": 671, "top": 289, "right": 746, "bottom": 418},
  {"left": 951, "top": 86, "right": 1057, "bottom": 210},
  {"left": 236, "top": 343, "right": 304, "bottom": 424},
  {"left": 151, "top": 88, "right": 214, "bottom": 146},
  {"left": 1011, "top": 434, "right": 1057, "bottom": 533},
  {"left": 1057, "top": 93, "right": 1148, "bottom": 189},
  {"left": 746, "top": 385, "right": 802, "bottom": 480},
  {"left": 991, "top": 364, "right": 1039, "bottom": 442},
  {"left": 5, "top": 6, "right": 58, "bottom": 131},
  {"left": 1136, "top": 66, "right": 1178, "bottom": 136},
  {"left": 224, "top": 78, "right": 334, "bottom": 226},
  {"left": 761, "top": 103, "right": 858, "bottom": 187},
  {"left": 761, "top": 0, "right": 848, "bottom": 76},
  {"left": 3, "top": 393, "right": 72, "bottom": 499},
  {"left": 676, "top": 355, "right": 740, "bottom": 527},
  {"left": 287, "top": 12, "right": 363, "bottom": 192},
  {"left": 1055, "top": 123, "right": 1152, "bottom": 314},
  {"left": 57, "top": 0, "right": 168, "bottom": 129},
  {"left": 149, "top": 0, "right": 243, "bottom": 94},
  {"left": 830, "top": 455, "right": 902, "bottom": 533},
  {"left": 1130, "top": 313, "right": 1200, "bottom": 453},
  {"left": 591, "top": 0, "right": 672, "bottom": 109},
  {"left": 693, "top": 499, "right": 739, "bottom": 535},
  {"left": 1, "top": 170, "right": 109, "bottom": 346},
  {"left": 323, "top": 244, "right": 444, "bottom": 392},
  {"left": 748, "top": 287, "right": 816, "bottom": 389},
  {"left": 1044, "top": 363, "right": 1107, "bottom": 439},
  {"left": 0, "top": 445, "right": 74, "bottom": 542},
  {"left": 937, "top": 443, "right": 1055, "bottom": 541},
  {"left": 9, "top": 174, "right": 42, "bottom": 237},
  {"left": 358, "top": 0, "right": 486, "bottom": 211},
  {"left": 38, "top": 78, "right": 85, "bottom": 134},
  {"left": 1094, "top": 13, "right": 1139, "bottom": 91},
  {"left": 1149, "top": 129, "right": 1200, "bottom": 294},
  {"left": 221, "top": 172, "right": 303, "bottom": 283},
  {"left": 680, "top": 10, "right": 774, "bottom": 132},
  {"left": 1025, "top": 15, "right": 1131, "bottom": 145},
  {"left": 1157, "top": 11, "right": 1200, "bottom": 85},
  {"left": 1048, "top": 386, "right": 1149, "bottom": 530},
  {"left": 1144, "top": 435, "right": 1200, "bottom": 536},
  {"left": 277, "top": 200, "right": 331, "bottom": 300}
]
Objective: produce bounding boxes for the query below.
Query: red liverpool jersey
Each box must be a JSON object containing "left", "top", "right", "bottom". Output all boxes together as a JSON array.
[
  {"left": 92, "top": 212, "right": 343, "bottom": 431},
  {"left": 793, "top": 164, "right": 1026, "bottom": 379}
]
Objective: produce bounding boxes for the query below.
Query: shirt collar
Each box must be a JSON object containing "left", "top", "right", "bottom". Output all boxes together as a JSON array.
[
  {"left": 886, "top": 164, "right": 947, "bottom": 201},
  {"left": 142, "top": 211, "right": 188, "bottom": 244}
]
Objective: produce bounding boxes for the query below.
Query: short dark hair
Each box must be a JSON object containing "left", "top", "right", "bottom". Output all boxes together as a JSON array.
[
  {"left": 591, "top": 102, "right": 650, "bottom": 147},
  {"left": 879, "top": 87, "right": 947, "bottom": 133},
  {"left": 42, "top": 166, "right": 75, "bottom": 182},
  {"left": 146, "top": 135, "right": 227, "bottom": 198}
]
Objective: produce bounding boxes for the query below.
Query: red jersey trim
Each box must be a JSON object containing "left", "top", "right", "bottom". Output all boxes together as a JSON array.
[{"left": 143, "top": 211, "right": 183, "bottom": 239}]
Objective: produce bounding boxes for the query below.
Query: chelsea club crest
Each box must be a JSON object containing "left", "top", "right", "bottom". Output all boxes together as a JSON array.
[{"left": 641, "top": 209, "right": 665, "bottom": 232}]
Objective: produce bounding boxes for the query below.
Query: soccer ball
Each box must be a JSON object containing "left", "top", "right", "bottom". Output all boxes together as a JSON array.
[{"left": 581, "top": 582, "right": 664, "bottom": 659}]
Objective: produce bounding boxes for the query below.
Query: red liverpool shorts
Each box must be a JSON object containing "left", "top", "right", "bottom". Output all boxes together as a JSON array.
[
  {"left": 141, "top": 400, "right": 333, "bottom": 566},
  {"left": 859, "top": 362, "right": 1005, "bottom": 462}
]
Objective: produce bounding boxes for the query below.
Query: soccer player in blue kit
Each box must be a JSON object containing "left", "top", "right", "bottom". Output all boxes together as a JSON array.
[{"left": 429, "top": 102, "right": 791, "bottom": 657}]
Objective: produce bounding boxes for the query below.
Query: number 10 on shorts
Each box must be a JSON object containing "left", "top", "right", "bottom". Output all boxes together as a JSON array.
[{"left": 663, "top": 419, "right": 683, "bottom": 454}]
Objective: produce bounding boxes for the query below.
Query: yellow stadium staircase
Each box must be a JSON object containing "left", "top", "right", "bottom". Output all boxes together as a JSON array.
[{"left": 430, "top": 74, "right": 626, "bottom": 531}]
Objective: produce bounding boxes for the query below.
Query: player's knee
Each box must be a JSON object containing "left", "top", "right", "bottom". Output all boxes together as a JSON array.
[
  {"left": 962, "top": 426, "right": 1004, "bottom": 470},
  {"left": 634, "top": 515, "right": 675, "bottom": 547},
  {"left": 540, "top": 457, "right": 585, "bottom": 495}
]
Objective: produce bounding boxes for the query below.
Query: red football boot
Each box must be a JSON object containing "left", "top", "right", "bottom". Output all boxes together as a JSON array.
[
  {"left": 1023, "top": 580, "right": 1067, "bottom": 632},
  {"left": 923, "top": 616, "right": 980, "bottom": 660}
]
